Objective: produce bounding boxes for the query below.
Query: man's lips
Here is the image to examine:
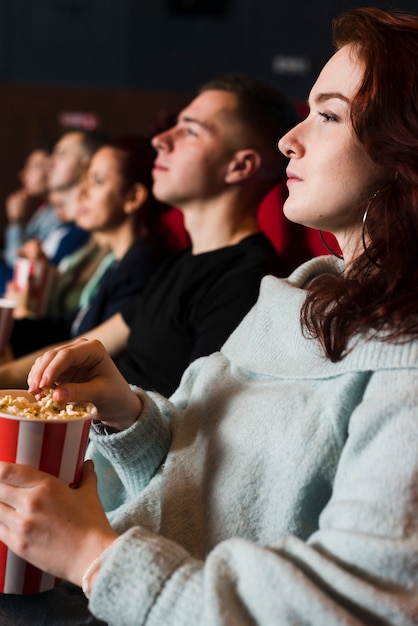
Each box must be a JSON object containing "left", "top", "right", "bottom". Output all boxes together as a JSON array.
[{"left": 153, "top": 162, "right": 169, "bottom": 172}]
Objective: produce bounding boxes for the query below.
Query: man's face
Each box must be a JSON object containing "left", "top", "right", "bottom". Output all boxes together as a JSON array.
[
  {"left": 151, "top": 90, "right": 242, "bottom": 209},
  {"left": 48, "top": 132, "right": 88, "bottom": 192}
]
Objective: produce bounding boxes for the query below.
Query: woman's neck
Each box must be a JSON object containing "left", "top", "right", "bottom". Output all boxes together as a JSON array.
[{"left": 99, "top": 223, "right": 137, "bottom": 260}]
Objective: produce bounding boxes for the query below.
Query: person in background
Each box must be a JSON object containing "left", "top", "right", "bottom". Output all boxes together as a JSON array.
[
  {"left": 3, "top": 187, "right": 112, "bottom": 322},
  {"left": 14, "top": 185, "right": 87, "bottom": 269},
  {"left": 0, "top": 142, "right": 58, "bottom": 291},
  {"left": 7, "top": 136, "right": 172, "bottom": 357},
  {"left": 3, "top": 143, "right": 53, "bottom": 261},
  {"left": 1, "top": 130, "right": 108, "bottom": 324},
  {"left": 15, "top": 129, "right": 107, "bottom": 268},
  {"left": 0, "top": 7, "right": 415, "bottom": 625},
  {"left": 0, "top": 73, "right": 298, "bottom": 396}
]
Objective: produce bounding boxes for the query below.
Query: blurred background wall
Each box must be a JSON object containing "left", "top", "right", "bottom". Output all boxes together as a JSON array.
[{"left": 0, "top": 0, "right": 416, "bottom": 231}]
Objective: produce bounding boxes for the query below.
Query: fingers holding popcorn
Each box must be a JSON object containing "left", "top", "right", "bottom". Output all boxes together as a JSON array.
[{"left": 27, "top": 338, "right": 142, "bottom": 430}]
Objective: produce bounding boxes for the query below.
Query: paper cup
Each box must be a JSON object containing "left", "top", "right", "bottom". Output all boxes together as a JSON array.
[
  {"left": 13, "top": 259, "right": 57, "bottom": 316},
  {"left": 0, "top": 300, "right": 16, "bottom": 356},
  {"left": 0, "top": 390, "right": 96, "bottom": 594}
]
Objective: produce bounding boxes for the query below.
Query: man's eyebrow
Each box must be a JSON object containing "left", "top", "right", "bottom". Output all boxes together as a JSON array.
[
  {"left": 313, "top": 92, "right": 350, "bottom": 104},
  {"left": 179, "top": 115, "right": 214, "bottom": 131}
]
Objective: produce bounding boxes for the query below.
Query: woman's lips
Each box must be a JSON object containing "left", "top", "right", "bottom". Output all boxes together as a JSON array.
[{"left": 286, "top": 170, "right": 302, "bottom": 185}]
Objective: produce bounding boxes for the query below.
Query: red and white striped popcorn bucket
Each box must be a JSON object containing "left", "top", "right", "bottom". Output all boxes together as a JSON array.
[
  {"left": 0, "top": 390, "right": 96, "bottom": 594},
  {"left": 0, "top": 299, "right": 16, "bottom": 356},
  {"left": 13, "top": 259, "right": 57, "bottom": 316}
]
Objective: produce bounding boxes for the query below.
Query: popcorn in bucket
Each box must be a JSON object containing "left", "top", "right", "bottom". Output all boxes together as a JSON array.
[{"left": 0, "top": 390, "right": 96, "bottom": 594}]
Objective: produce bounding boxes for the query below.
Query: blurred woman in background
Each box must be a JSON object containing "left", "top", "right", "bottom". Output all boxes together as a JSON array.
[{"left": 8, "top": 135, "right": 172, "bottom": 357}]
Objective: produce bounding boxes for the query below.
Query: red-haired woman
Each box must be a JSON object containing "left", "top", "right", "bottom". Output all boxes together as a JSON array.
[{"left": 1, "top": 7, "right": 418, "bottom": 625}]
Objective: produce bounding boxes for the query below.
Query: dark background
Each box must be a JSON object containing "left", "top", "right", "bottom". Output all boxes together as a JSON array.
[
  {"left": 0, "top": 0, "right": 416, "bottom": 228},
  {"left": 2, "top": 0, "right": 417, "bottom": 98}
]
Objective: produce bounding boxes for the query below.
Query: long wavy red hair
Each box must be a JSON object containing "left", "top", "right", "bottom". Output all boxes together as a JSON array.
[{"left": 301, "top": 7, "right": 418, "bottom": 361}]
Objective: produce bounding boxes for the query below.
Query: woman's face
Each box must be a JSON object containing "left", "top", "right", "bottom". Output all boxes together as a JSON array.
[
  {"left": 20, "top": 150, "right": 50, "bottom": 196},
  {"left": 279, "top": 45, "right": 388, "bottom": 253},
  {"left": 76, "top": 147, "right": 129, "bottom": 232}
]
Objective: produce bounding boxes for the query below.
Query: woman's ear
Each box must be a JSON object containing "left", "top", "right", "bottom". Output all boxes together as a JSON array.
[
  {"left": 124, "top": 183, "right": 149, "bottom": 214},
  {"left": 225, "top": 149, "right": 261, "bottom": 184}
]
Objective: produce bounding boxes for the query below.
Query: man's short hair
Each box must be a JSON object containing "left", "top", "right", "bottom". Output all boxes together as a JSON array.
[
  {"left": 61, "top": 128, "right": 109, "bottom": 158},
  {"left": 199, "top": 73, "right": 300, "bottom": 178}
]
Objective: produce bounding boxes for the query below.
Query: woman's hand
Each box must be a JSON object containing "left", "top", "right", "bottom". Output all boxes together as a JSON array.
[
  {"left": 0, "top": 460, "right": 118, "bottom": 586},
  {"left": 27, "top": 337, "right": 142, "bottom": 431}
]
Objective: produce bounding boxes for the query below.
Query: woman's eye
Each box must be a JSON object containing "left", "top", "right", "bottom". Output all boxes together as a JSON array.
[{"left": 319, "top": 111, "right": 337, "bottom": 122}]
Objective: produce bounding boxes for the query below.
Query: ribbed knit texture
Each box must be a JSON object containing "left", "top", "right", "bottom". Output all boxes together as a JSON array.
[{"left": 89, "top": 256, "right": 418, "bottom": 625}]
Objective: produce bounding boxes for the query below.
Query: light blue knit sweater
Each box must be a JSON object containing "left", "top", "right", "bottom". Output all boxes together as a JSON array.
[{"left": 88, "top": 255, "right": 418, "bottom": 625}]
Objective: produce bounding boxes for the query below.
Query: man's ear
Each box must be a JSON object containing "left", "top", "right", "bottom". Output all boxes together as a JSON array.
[
  {"left": 124, "top": 183, "right": 149, "bottom": 214},
  {"left": 225, "top": 149, "right": 261, "bottom": 184}
]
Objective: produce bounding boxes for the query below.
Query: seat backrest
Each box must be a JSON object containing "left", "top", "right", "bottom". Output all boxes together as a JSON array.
[
  {"left": 158, "top": 181, "right": 340, "bottom": 271},
  {"left": 257, "top": 181, "right": 340, "bottom": 271}
]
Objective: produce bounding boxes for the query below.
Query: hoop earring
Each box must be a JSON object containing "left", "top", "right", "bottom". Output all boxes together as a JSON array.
[
  {"left": 319, "top": 231, "right": 343, "bottom": 260},
  {"left": 361, "top": 206, "right": 369, "bottom": 254},
  {"left": 361, "top": 189, "right": 383, "bottom": 268},
  {"left": 361, "top": 189, "right": 379, "bottom": 254}
]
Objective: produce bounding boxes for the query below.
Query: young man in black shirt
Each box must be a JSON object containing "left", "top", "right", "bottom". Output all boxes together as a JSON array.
[{"left": 0, "top": 74, "right": 299, "bottom": 395}]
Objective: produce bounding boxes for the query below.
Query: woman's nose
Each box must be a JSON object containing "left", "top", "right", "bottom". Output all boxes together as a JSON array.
[
  {"left": 78, "top": 182, "right": 88, "bottom": 201},
  {"left": 278, "top": 123, "right": 304, "bottom": 158},
  {"left": 278, "top": 131, "right": 294, "bottom": 157}
]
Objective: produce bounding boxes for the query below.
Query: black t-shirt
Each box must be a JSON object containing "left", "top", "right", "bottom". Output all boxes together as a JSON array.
[{"left": 118, "top": 233, "right": 286, "bottom": 396}]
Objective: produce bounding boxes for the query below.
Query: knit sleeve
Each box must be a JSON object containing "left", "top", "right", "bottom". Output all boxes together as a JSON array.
[
  {"left": 89, "top": 367, "right": 418, "bottom": 625},
  {"left": 87, "top": 388, "right": 172, "bottom": 511},
  {"left": 87, "top": 360, "right": 204, "bottom": 514}
]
